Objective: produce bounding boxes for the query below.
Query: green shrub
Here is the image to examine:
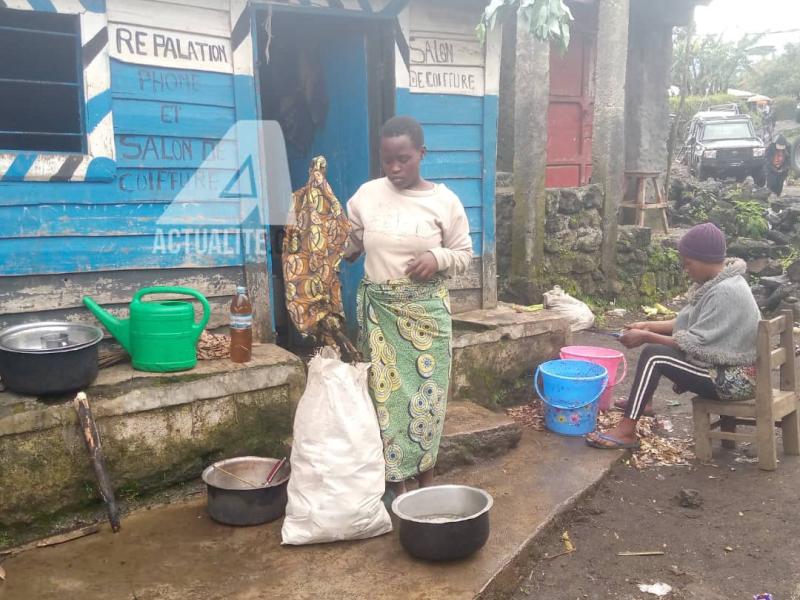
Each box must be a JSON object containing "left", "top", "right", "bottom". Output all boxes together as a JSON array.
[
  {"left": 668, "top": 94, "right": 748, "bottom": 119},
  {"left": 732, "top": 199, "right": 768, "bottom": 238}
]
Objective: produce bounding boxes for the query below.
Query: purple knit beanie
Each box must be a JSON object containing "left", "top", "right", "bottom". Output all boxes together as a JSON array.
[{"left": 678, "top": 223, "right": 726, "bottom": 263}]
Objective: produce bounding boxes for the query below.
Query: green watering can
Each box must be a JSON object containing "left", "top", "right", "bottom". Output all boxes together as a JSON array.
[{"left": 83, "top": 286, "right": 211, "bottom": 373}]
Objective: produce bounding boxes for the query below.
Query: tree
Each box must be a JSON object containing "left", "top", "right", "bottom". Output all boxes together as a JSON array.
[
  {"left": 671, "top": 30, "right": 772, "bottom": 95},
  {"left": 477, "top": 0, "right": 572, "bottom": 52},
  {"left": 743, "top": 43, "right": 800, "bottom": 97}
]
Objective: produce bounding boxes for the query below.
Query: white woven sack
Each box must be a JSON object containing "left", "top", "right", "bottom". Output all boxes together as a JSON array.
[{"left": 281, "top": 347, "right": 392, "bottom": 545}]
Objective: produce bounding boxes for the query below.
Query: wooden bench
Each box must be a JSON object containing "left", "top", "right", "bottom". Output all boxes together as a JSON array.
[{"left": 692, "top": 310, "right": 799, "bottom": 471}]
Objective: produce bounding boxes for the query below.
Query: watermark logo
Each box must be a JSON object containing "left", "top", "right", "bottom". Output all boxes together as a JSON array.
[
  {"left": 152, "top": 120, "right": 292, "bottom": 258},
  {"left": 151, "top": 228, "right": 268, "bottom": 257}
]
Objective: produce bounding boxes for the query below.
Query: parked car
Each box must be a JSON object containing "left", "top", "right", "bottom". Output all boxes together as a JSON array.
[
  {"left": 685, "top": 115, "right": 766, "bottom": 186},
  {"left": 680, "top": 108, "right": 740, "bottom": 165}
]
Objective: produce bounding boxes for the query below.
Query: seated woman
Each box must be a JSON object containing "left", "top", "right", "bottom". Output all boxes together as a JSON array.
[{"left": 586, "top": 223, "right": 761, "bottom": 449}]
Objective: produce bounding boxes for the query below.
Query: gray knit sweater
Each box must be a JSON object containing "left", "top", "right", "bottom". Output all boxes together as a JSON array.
[{"left": 673, "top": 258, "right": 760, "bottom": 367}]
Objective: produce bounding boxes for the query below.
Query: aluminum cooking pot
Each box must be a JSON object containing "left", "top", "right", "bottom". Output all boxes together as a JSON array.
[
  {"left": 0, "top": 322, "right": 103, "bottom": 396},
  {"left": 202, "top": 457, "right": 290, "bottom": 526},
  {"left": 392, "top": 484, "right": 493, "bottom": 561}
]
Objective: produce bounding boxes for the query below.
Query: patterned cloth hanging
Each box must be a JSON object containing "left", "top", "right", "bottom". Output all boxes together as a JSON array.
[{"left": 282, "top": 156, "right": 355, "bottom": 356}]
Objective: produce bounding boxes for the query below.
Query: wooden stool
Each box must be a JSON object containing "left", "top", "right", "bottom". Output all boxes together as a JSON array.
[
  {"left": 622, "top": 171, "right": 669, "bottom": 234},
  {"left": 692, "top": 310, "right": 799, "bottom": 471}
]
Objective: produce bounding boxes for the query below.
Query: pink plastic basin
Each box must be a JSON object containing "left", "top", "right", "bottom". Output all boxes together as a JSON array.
[{"left": 559, "top": 346, "right": 627, "bottom": 412}]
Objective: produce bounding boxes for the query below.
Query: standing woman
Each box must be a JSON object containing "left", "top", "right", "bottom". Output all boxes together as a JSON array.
[{"left": 346, "top": 116, "right": 473, "bottom": 499}]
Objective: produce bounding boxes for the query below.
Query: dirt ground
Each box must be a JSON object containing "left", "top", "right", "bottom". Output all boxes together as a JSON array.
[{"left": 513, "top": 330, "right": 800, "bottom": 600}]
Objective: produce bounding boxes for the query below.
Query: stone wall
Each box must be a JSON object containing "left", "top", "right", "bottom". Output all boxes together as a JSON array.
[
  {"left": 669, "top": 178, "right": 800, "bottom": 311},
  {"left": 497, "top": 174, "right": 686, "bottom": 306},
  {"left": 0, "top": 345, "right": 305, "bottom": 539},
  {"left": 616, "top": 226, "right": 685, "bottom": 303},
  {"left": 498, "top": 180, "right": 605, "bottom": 297},
  {"left": 540, "top": 186, "right": 606, "bottom": 295}
]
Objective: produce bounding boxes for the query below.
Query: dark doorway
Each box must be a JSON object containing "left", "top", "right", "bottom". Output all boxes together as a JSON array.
[{"left": 254, "top": 7, "right": 394, "bottom": 348}]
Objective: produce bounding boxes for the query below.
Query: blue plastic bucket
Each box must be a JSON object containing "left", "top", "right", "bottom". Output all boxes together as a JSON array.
[{"left": 534, "top": 359, "right": 608, "bottom": 436}]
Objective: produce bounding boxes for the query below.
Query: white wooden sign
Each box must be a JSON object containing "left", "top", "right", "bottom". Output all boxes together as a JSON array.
[
  {"left": 408, "top": 35, "right": 485, "bottom": 96},
  {"left": 109, "top": 24, "right": 233, "bottom": 74}
]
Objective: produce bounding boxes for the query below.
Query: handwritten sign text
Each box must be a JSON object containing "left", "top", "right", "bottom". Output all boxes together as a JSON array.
[
  {"left": 408, "top": 35, "right": 484, "bottom": 96},
  {"left": 110, "top": 24, "right": 233, "bottom": 74}
]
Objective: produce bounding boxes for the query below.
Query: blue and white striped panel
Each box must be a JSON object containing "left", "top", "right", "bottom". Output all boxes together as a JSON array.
[
  {"left": 230, "top": 0, "right": 253, "bottom": 78},
  {"left": 0, "top": 0, "right": 103, "bottom": 12},
  {"left": 0, "top": 0, "right": 114, "bottom": 182}
]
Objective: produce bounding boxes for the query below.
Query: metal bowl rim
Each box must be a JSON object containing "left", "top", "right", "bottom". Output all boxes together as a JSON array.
[
  {"left": 391, "top": 484, "right": 494, "bottom": 524},
  {"left": 0, "top": 321, "right": 103, "bottom": 354},
  {"left": 201, "top": 456, "right": 290, "bottom": 490}
]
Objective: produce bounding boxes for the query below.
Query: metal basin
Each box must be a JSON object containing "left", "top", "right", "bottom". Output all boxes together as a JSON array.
[
  {"left": 0, "top": 322, "right": 103, "bottom": 396},
  {"left": 392, "top": 485, "right": 493, "bottom": 561},
  {"left": 201, "top": 457, "right": 289, "bottom": 526}
]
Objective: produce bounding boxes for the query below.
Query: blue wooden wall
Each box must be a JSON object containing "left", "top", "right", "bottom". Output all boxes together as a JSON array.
[
  {"left": 0, "top": 0, "right": 499, "bottom": 325},
  {"left": 0, "top": 59, "right": 244, "bottom": 277},
  {"left": 397, "top": 89, "right": 497, "bottom": 260}
]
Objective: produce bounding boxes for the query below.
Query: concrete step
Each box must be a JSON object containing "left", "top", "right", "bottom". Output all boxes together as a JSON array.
[
  {"left": 1, "top": 430, "right": 623, "bottom": 600},
  {"left": 451, "top": 306, "right": 570, "bottom": 411},
  {"left": 438, "top": 401, "right": 522, "bottom": 474}
]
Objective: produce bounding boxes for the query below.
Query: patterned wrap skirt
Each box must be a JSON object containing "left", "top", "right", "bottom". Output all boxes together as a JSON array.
[{"left": 357, "top": 278, "right": 452, "bottom": 482}]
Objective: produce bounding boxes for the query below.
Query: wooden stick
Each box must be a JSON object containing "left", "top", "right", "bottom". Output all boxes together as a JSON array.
[
  {"left": 213, "top": 465, "right": 261, "bottom": 489},
  {"left": 36, "top": 525, "right": 101, "bottom": 548},
  {"left": 0, "top": 525, "right": 101, "bottom": 558},
  {"left": 74, "top": 392, "right": 121, "bottom": 533},
  {"left": 617, "top": 551, "right": 665, "bottom": 556},
  {"left": 544, "top": 549, "right": 575, "bottom": 560}
]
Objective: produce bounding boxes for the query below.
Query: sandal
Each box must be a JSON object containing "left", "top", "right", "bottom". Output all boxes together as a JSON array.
[
  {"left": 585, "top": 432, "right": 641, "bottom": 450},
  {"left": 613, "top": 398, "right": 654, "bottom": 417}
]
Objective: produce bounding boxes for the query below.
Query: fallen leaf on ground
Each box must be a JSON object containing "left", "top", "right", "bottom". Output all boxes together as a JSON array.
[
  {"left": 506, "top": 402, "right": 695, "bottom": 469},
  {"left": 506, "top": 401, "right": 545, "bottom": 431},
  {"left": 561, "top": 531, "right": 575, "bottom": 553},
  {"left": 599, "top": 412, "right": 694, "bottom": 469},
  {"left": 197, "top": 331, "right": 230, "bottom": 360},
  {"left": 654, "top": 303, "right": 676, "bottom": 316},
  {"left": 638, "top": 582, "right": 672, "bottom": 596},
  {"left": 515, "top": 303, "right": 544, "bottom": 313},
  {"left": 0, "top": 565, "right": 5, "bottom": 582},
  {"left": 642, "top": 305, "right": 658, "bottom": 317}
]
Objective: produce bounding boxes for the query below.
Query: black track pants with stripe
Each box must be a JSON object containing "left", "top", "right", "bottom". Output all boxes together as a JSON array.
[{"left": 624, "top": 344, "right": 719, "bottom": 420}]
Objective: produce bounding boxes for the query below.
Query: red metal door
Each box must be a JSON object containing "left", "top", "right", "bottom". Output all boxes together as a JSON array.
[{"left": 545, "top": 5, "right": 597, "bottom": 188}]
